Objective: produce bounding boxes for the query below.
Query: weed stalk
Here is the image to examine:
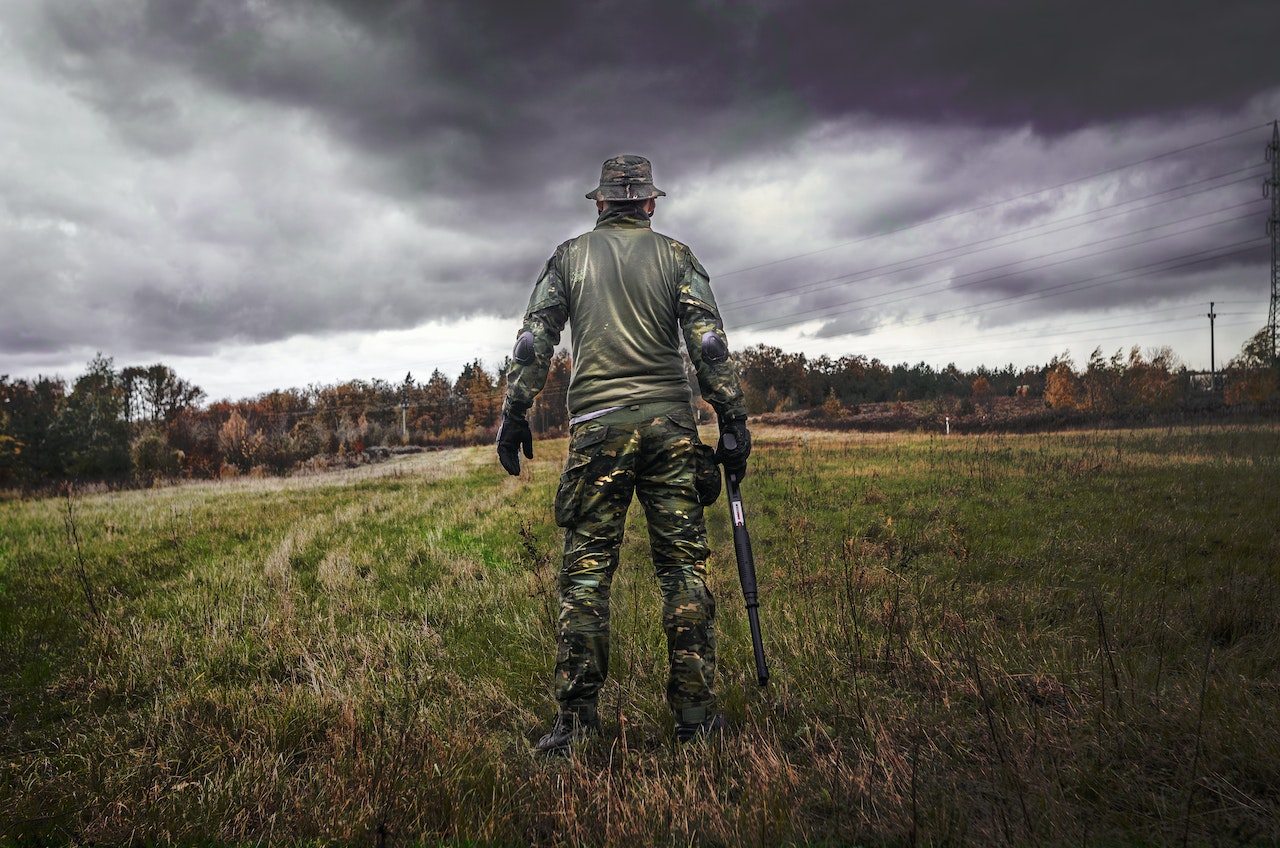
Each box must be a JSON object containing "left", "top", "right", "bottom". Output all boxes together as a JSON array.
[
  {"left": 62, "top": 483, "right": 104, "bottom": 627},
  {"left": 1181, "top": 640, "right": 1214, "bottom": 848}
]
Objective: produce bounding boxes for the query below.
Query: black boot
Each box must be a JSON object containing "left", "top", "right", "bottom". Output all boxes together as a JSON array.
[
  {"left": 534, "top": 710, "right": 600, "bottom": 755},
  {"left": 675, "top": 713, "right": 726, "bottom": 743}
]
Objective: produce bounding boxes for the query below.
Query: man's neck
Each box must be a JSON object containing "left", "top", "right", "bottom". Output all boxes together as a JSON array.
[{"left": 595, "top": 205, "right": 653, "bottom": 229}]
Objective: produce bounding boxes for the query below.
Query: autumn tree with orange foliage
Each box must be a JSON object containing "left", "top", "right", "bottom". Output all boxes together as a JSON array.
[
  {"left": 971, "top": 375, "right": 993, "bottom": 412},
  {"left": 1044, "top": 356, "right": 1081, "bottom": 410},
  {"left": 1042, "top": 347, "right": 1181, "bottom": 416},
  {"left": 1224, "top": 327, "right": 1280, "bottom": 406}
]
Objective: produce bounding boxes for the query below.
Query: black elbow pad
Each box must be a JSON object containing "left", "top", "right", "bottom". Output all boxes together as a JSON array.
[
  {"left": 513, "top": 331, "right": 536, "bottom": 364},
  {"left": 701, "top": 331, "right": 729, "bottom": 363}
]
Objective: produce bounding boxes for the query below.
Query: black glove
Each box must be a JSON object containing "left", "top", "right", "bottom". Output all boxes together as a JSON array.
[
  {"left": 716, "top": 417, "right": 751, "bottom": 481},
  {"left": 496, "top": 415, "right": 533, "bottom": 476}
]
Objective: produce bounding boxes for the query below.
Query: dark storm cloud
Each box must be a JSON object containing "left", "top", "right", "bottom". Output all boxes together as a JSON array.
[
  {"left": 199, "top": 0, "right": 1280, "bottom": 152},
  {"left": 773, "top": 0, "right": 1278, "bottom": 129},
  {"left": 32, "top": 1, "right": 747, "bottom": 188},
  {"left": 29, "top": 0, "right": 1280, "bottom": 207},
  {"left": 225, "top": 0, "right": 1280, "bottom": 174},
  {"left": 3, "top": 0, "right": 1278, "bottom": 386}
]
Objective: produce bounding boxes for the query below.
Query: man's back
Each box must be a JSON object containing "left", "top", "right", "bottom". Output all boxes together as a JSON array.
[{"left": 560, "top": 209, "right": 691, "bottom": 417}]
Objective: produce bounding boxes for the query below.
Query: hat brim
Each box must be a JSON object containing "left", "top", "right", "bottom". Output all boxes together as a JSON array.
[{"left": 585, "top": 184, "right": 666, "bottom": 201}]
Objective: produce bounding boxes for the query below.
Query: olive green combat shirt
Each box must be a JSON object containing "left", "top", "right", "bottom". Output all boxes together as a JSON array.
[{"left": 503, "top": 206, "right": 747, "bottom": 424}]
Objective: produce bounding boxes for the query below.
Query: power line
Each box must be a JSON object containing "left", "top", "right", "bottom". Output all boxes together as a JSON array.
[
  {"left": 889, "top": 302, "right": 1207, "bottom": 346},
  {"left": 1267, "top": 120, "right": 1280, "bottom": 360},
  {"left": 747, "top": 236, "right": 1265, "bottom": 341},
  {"left": 716, "top": 122, "right": 1271, "bottom": 279},
  {"left": 843, "top": 238, "right": 1265, "bottom": 331},
  {"left": 734, "top": 198, "right": 1264, "bottom": 329},
  {"left": 740, "top": 207, "right": 1266, "bottom": 333},
  {"left": 723, "top": 164, "right": 1265, "bottom": 314}
]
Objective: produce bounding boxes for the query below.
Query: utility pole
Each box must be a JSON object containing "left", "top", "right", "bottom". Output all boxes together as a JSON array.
[
  {"left": 1267, "top": 120, "right": 1280, "bottom": 364},
  {"left": 399, "top": 372, "right": 412, "bottom": 441},
  {"left": 1208, "top": 301, "right": 1218, "bottom": 390}
]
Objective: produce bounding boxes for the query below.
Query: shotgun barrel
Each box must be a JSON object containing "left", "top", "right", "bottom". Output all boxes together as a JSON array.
[{"left": 721, "top": 432, "right": 769, "bottom": 686}]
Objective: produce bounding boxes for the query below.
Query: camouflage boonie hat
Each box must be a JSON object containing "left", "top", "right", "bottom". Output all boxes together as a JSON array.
[{"left": 586, "top": 154, "right": 667, "bottom": 201}]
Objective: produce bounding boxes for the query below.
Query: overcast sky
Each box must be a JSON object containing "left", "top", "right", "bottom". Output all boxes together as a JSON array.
[{"left": 4, "top": 0, "right": 1279, "bottom": 400}]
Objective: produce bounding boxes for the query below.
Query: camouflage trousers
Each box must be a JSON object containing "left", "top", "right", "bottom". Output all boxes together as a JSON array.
[{"left": 552, "top": 403, "right": 717, "bottom": 725}]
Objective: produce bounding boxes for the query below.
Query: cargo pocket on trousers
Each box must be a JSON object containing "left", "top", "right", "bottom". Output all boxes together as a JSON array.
[
  {"left": 554, "top": 425, "right": 609, "bottom": 527},
  {"left": 664, "top": 410, "right": 716, "bottom": 506}
]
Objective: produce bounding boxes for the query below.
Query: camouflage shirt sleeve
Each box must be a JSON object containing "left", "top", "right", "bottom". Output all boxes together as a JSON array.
[
  {"left": 502, "top": 244, "right": 570, "bottom": 420},
  {"left": 676, "top": 245, "right": 749, "bottom": 421}
]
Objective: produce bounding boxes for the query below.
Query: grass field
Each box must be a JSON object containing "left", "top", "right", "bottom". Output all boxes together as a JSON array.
[{"left": 2, "top": 424, "right": 1278, "bottom": 846}]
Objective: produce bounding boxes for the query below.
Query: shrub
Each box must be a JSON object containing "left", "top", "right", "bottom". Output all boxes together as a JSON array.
[{"left": 132, "top": 431, "right": 182, "bottom": 481}]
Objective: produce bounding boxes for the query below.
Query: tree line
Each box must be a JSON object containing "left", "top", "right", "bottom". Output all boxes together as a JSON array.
[
  {"left": 738, "top": 327, "right": 1278, "bottom": 416},
  {"left": 0, "top": 352, "right": 573, "bottom": 488},
  {"left": 2, "top": 330, "right": 1276, "bottom": 489}
]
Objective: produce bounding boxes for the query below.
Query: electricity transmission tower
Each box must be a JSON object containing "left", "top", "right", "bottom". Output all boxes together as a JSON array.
[{"left": 1268, "top": 120, "right": 1280, "bottom": 363}]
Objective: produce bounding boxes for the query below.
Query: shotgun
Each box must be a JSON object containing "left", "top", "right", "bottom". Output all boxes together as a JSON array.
[{"left": 720, "top": 431, "right": 769, "bottom": 686}]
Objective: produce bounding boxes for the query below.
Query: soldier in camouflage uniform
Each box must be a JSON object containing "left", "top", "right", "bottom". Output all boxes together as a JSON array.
[{"left": 497, "top": 155, "right": 752, "bottom": 753}]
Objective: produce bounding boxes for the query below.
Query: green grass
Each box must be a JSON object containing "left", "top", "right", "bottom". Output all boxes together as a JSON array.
[{"left": 1, "top": 425, "right": 1278, "bottom": 845}]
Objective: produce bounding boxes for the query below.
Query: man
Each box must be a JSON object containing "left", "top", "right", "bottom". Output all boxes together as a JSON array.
[{"left": 497, "top": 155, "right": 751, "bottom": 753}]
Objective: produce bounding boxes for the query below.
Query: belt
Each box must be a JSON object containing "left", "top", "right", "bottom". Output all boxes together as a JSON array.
[
  {"left": 568, "top": 406, "right": 623, "bottom": 427},
  {"left": 568, "top": 400, "right": 693, "bottom": 428}
]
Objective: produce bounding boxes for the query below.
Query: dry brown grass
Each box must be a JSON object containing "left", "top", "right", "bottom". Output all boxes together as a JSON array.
[{"left": 2, "top": 424, "right": 1278, "bottom": 845}]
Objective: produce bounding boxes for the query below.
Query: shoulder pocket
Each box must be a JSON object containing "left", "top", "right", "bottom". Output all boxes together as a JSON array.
[{"left": 678, "top": 256, "right": 720, "bottom": 315}]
